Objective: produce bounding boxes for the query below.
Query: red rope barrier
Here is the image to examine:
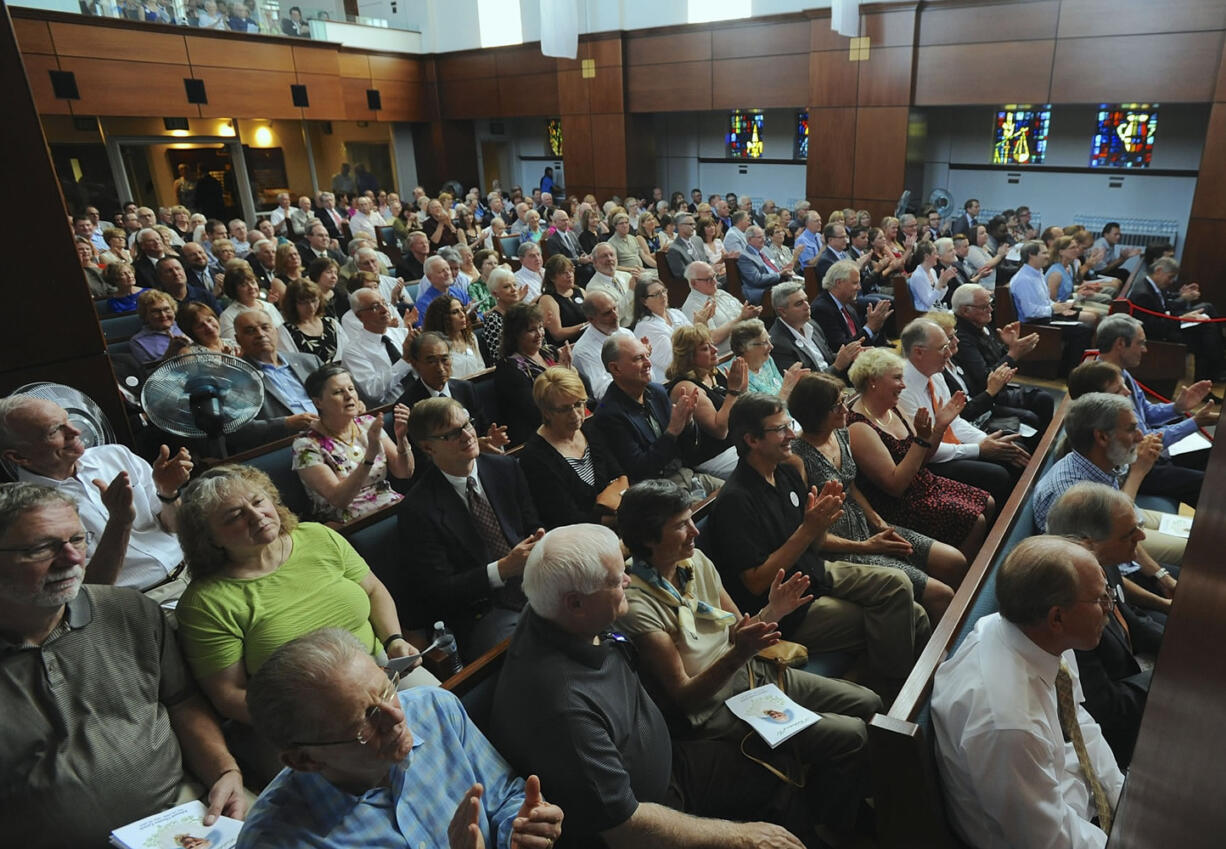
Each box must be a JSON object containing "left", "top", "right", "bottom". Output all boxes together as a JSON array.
[
  {"left": 1078, "top": 347, "right": 1215, "bottom": 443},
  {"left": 1116, "top": 299, "right": 1226, "bottom": 324}
]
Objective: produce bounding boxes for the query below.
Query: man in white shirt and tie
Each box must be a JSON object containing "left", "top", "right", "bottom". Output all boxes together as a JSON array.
[
  {"left": 544, "top": 210, "right": 592, "bottom": 269},
  {"left": 896, "top": 318, "right": 1028, "bottom": 508},
  {"left": 587, "top": 243, "right": 637, "bottom": 327},
  {"left": 933, "top": 535, "right": 1124, "bottom": 849},
  {"left": 341, "top": 288, "right": 414, "bottom": 407}
]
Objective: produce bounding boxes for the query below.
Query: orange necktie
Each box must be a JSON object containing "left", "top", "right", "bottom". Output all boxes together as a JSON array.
[{"left": 928, "top": 378, "right": 960, "bottom": 444}]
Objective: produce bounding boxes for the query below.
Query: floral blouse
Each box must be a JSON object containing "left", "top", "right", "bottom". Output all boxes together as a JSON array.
[{"left": 291, "top": 414, "right": 402, "bottom": 523}]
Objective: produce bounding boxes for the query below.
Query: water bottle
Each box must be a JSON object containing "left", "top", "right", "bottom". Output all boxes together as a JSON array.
[
  {"left": 687, "top": 472, "right": 707, "bottom": 502},
  {"left": 431, "top": 621, "right": 464, "bottom": 678}
]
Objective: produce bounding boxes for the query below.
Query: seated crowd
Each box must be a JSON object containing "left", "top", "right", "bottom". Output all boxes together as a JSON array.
[{"left": 6, "top": 182, "right": 1216, "bottom": 848}]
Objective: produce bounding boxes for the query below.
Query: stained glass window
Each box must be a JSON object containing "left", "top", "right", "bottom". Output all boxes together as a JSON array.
[
  {"left": 727, "top": 110, "right": 764, "bottom": 159},
  {"left": 547, "top": 119, "right": 563, "bottom": 158},
  {"left": 991, "top": 105, "right": 1051, "bottom": 165},
  {"left": 1090, "top": 104, "right": 1158, "bottom": 168},
  {"left": 795, "top": 111, "right": 809, "bottom": 160}
]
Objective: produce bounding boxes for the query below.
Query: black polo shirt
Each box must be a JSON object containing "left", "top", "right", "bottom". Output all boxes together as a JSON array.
[
  {"left": 705, "top": 459, "right": 833, "bottom": 637},
  {"left": 490, "top": 607, "right": 673, "bottom": 847}
]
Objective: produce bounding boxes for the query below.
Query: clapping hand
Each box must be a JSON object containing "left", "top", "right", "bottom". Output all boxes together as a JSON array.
[
  {"left": 780, "top": 362, "right": 810, "bottom": 400},
  {"left": 865, "top": 299, "right": 892, "bottom": 333},
  {"left": 93, "top": 470, "right": 135, "bottom": 526},
  {"left": 392, "top": 403, "right": 411, "bottom": 443},
  {"left": 480, "top": 423, "right": 510, "bottom": 453},
  {"left": 666, "top": 385, "right": 699, "bottom": 435},
  {"left": 510, "top": 774, "right": 564, "bottom": 849},
  {"left": 363, "top": 415, "right": 385, "bottom": 463},
  {"left": 801, "top": 480, "right": 845, "bottom": 537},
  {"left": 729, "top": 614, "right": 782, "bottom": 661},
  {"left": 933, "top": 389, "right": 967, "bottom": 432},
  {"left": 555, "top": 341, "right": 573, "bottom": 368},
  {"left": 987, "top": 363, "right": 1017, "bottom": 396},
  {"left": 152, "top": 444, "right": 192, "bottom": 498},
  {"left": 833, "top": 339, "right": 863, "bottom": 372},
  {"left": 726, "top": 356, "right": 750, "bottom": 394},
  {"left": 738, "top": 300, "right": 762, "bottom": 321},
  {"left": 761, "top": 569, "right": 814, "bottom": 623},
  {"left": 448, "top": 784, "right": 486, "bottom": 849},
  {"left": 865, "top": 528, "right": 914, "bottom": 556},
  {"left": 694, "top": 298, "right": 716, "bottom": 325}
]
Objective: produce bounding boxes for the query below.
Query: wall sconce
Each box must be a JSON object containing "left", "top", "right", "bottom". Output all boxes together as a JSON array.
[{"left": 254, "top": 126, "right": 274, "bottom": 147}]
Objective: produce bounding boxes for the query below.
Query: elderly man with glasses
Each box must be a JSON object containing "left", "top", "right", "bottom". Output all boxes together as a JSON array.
[
  {"left": 341, "top": 288, "right": 414, "bottom": 407},
  {"left": 398, "top": 397, "right": 544, "bottom": 658},
  {"left": 239, "top": 627, "right": 563, "bottom": 849},
  {"left": 0, "top": 482, "right": 246, "bottom": 848}
]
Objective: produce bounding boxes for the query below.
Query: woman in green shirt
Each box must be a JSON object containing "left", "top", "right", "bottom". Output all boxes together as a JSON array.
[{"left": 175, "top": 465, "right": 416, "bottom": 728}]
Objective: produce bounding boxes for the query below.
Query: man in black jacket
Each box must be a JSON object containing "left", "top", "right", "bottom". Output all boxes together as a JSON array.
[
  {"left": 768, "top": 281, "right": 857, "bottom": 382},
  {"left": 398, "top": 396, "right": 543, "bottom": 658},
  {"left": 1125, "top": 256, "right": 1225, "bottom": 381},
  {"left": 1047, "top": 483, "right": 1163, "bottom": 768}
]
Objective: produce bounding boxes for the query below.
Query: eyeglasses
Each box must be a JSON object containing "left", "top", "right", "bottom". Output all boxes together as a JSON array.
[
  {"left": 1074, "top": 589, "right": 1116, "bottom": 612},
  {"left": 761, "top": 419, "right": 798, "bottom": 437},
  {"left": 357, "top": 301, "right": 389, "bottom": 313},
  {"left": 839, "top": 392, "right": 860, "bottom": 411},
  {"left": 428, "top": 419, "right": 475, "bottom": 442},
  {"left": 0, "top": 531, "right": 94, "bottom": 563},
  {"left": 546, "top": 399, "right": 587, "bottom": 415},
  {"left": 290, "top": 670, "right": 401, "bottom": 747},
  {"left": 645, "top": 289, "right": 667, "bottom": 299},
  {"left": 746, "top": 339, "right": 772, "bottom": 349}
]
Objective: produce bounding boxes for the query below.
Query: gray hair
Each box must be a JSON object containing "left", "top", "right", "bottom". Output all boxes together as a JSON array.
[
  {"left": 684, "top": 261, "right": 714, "bottom": 284},
  {"left": 354, "top": 246, "right": 378, "bottom": 263},
  {"left": 951, "top": 283, "right": 986, "bottom": 313},
  {"left": 349, "top": 287, "right": 379, "bottom": 313},
  {"left": 996, "top": 536, "right": 1085, "bottom": 626},
  {"left": 900, "top": 318, "right": 943, "bottom": 357},
  {"left": 523, "top": 524, "right": 621, "bottom": 620},
  {"left": 821, "top": 259, "right": 859, "bottom": 291},
  {"left": 437, "top": 247, "right": 460, "bottom": 264},
  {"left": 251, "top": 238, "right": 274, "bottom": 253},
  {"left": 1152, "top": 256, "right": 1179, "bottom": 276},
  {"left": 517, "top": 241, "right": 541, "bottom": 260},
  {"left": 899, "top": 213, "right": 916, "bottom": 226},
  {"left": 424, "top": 255, "right": 449, "bottom": 276},
  {"left": 0, "top": 482, "right": 78, "bottom": 541},
  {"left": 247, "top": 628, "right": 369, "bottom": 750},
  {"left": 1047, "top": 482, "right": 1134, "bottom": 543},
  {"left": 0, "top": 395, "right": 39, "bottom": 455},
  {"left": 1095, "top": 313, "right": 1142, "bottom": 353},
  {"left": 745, "top": 225, "right": 765, "bottom": 241},
  {"left": 731, "top": 211, "right": 749, "bottom": 227},
  {"left": 771, "top": 280, "right": 805, "bottom": 311},
  {"left": 729, "top": 318, "right": 767, "bottom": 356},
  {"left": 600, "top": 333, "right": 630, "bottom": 368},
  {"left": 934, "top": 237, "right": 954, "bottom": 254},
  {"left": 1064, "top": 392, "right": 1132, "bottom": 455},
  {"left": 487, "top": 266, "right": 517, "bottom": 292},
  {"left": 581, "top": 290, "right": 613, "bottom": 319}
]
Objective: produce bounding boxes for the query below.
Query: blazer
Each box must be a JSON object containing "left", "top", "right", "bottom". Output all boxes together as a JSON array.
[
  {"left": 247, "top": 256, "right": 278, "bottom": 291},
  {"left": 316, "top": 207, "right": 346, "bottom": 242},
  {"left": 1126, "top": 277, "right": 1185, "bottom": 343},
  {"left": 769, "top": 318, "right": 844, "bottom": 379},
  {"left": 812, "top": 291, "right": 885, "bottom": 351},
  {"left": 593, "top": 381, "right": 697, "bottom": 482},
  {"left": 517, "top": 424, "right": 624, "bottom": 529},
  {"left": 948, "top": 213, "right": 977, "bottom": 239},
  {"left": 244, "top": 350, "right": 321, "bottom": 420},
  {"left": 296, "top": 241, "right": 345, "bottom": 266},
  {"left": 735, "top": 248, "right": 784, "bottom": 305},
  {"left": 953, "top": 315, "right": 1013, "bottom": 398},
  {"left": 666, "top": 235, "right": 706, "bottom": 281},
  {"left": 813, "top": 246, "right": 845, "bottom": 286},
  {"left": 545, "top": 229, "right": 582, "bottom": 260},
  {"left": 397, "top": 454, "right": 540, "bottom": 639},
  {"left": 133, "top": 255, "right": 160, "bottom": 291}
]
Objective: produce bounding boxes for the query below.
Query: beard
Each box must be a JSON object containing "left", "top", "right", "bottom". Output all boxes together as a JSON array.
[{"left": 1105, "top": 437, "right": 1139, "bottom": 468}]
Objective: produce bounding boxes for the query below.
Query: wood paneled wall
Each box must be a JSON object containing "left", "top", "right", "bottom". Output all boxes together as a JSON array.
[
  {"left": 1182, "top": 43, "right": 1226, "bottom": 309},
  {"left": 12, "top": 12, "right": 430, "bottom": 122},
  {"left": 557, "top": 35, "right": 626, "bottom": 200}
]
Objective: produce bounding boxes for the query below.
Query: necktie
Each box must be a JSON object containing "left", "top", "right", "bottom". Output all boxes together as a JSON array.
[
  {"left": 842, "top": 304, "right": 858, "bottom": 338},
  {"left": 466, "top": 477, "right": 511, "bottom": 560},
  {"left": 928, "top": 378, "right": 961, "bottom": 444},
  {"left": 761, "top": 251, "right": 780, "bottom": 273},
  {"left": 1055, "top": 661, "right": 1114, "bottom": 833},
  {"left": 1110, "top": 591, "right": 1133, "bottom": 653},
  {"left": 381, "top": 335, "right": 401, "bottom": 365}
]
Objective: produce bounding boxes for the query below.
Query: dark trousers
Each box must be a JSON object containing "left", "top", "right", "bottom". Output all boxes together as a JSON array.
[
  {"left": 1178, "top": 320, "right": 1225, "bottom": 380},
  {"left": 929, "top": 457, "right": 1015, "bottom": 509},
  {"left": 1136, "top": 456, "right": 1205, "bottom": 508}
]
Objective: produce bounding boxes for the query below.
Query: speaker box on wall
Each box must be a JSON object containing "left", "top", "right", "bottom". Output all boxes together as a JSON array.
[
  {"left": 49, "top": 70, "right": 80, "bottom": 100},
  {"left": 291, "top": 84, "right": 310, "bottom": 108},
  {"left": 184, "top": 78, "right": 208, "bottom": 104},
  {"left": 366, "top": 89, "right": 382, "bottom": 111}
]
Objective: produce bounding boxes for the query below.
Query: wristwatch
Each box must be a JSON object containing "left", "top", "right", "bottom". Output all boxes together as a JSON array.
[{"left": 1154, "top": 567, "right": 1171, "bottom": 581}]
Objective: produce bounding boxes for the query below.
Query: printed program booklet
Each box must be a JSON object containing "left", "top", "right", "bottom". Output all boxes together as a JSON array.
[
  {"left": 110, "top": 800, "right": 242, "bottom": 849},
  {"left": 725, "top": 683, "right": 821, "bottom": 749}
]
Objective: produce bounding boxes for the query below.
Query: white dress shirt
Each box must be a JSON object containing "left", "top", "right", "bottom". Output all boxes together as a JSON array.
[
  {"left": 933, "top": 613, "right": 1124, "bottom": 849},
  {"left": 784, "top": 320, "right": 829, "bottom": 369},
  {"left": 219, "top": 299, "right": 285, "bottom": 348},
  {"left": 17, "top": 445, "right": 182, "bottom": 590},
  {"left": 573, "top": 325, "right": 632, "bottom": 400},
  {"left": 514, "top": 266, "right": 543, "bottom": 302},
  {"left": 681, "top": 287, "right": 742, "bottom": 355},
  {"left": 588, "top": 270, "right": 634, "bottom": 327},
  {"left": 349, "top": 210, "right": 386, "bottom": 242},
  {"left": 897, "top": 360, "right": 984, "bottom": 462},
  {"left": 634, "top": 310, "right": 692, "bottom": 384},
  {"left": 341, "top": 325, "right": 413, "bottom": 406}
]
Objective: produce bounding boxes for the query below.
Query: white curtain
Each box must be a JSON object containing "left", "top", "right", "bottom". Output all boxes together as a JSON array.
[{"left": 540, "top": 0, "right": 579, "bottom": 59}]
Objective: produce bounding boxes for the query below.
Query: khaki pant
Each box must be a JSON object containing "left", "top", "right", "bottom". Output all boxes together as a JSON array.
[
  {"left": 787, "top": 560, "right": 931, "bottom": 698},
  {"left": 1139, "top": 508, "right": 1187, "bottom": 566}
]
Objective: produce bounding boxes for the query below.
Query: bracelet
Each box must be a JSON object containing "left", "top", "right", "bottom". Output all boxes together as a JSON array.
[
  {"left": 156, "top": 489, "right": 180, "bottom": 503},
  {"left": 1154, "top": 568, "right": 1171, "bottom": 580},
  {"left": 361, "top": 457, "right": 376, "bottom": 467},
  {"left": 913, "top": 437, "right": 932, "bottom": 448},
  {"left": 726, "top": 389, "right": 741, "bottom": 397},
  {"left": 382, "top": 633, "right": 405, "bottom": 650},
  {"left": 215, "top": 767, "right": 241, "bottom": 783}
]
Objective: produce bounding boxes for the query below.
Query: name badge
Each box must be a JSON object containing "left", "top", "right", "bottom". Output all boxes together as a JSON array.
[{"left": 790, "top": 491, "right": 800, "bottom": 508}]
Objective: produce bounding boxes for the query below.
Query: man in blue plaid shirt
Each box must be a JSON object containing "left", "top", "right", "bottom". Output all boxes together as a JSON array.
[{"left": 240, "top": 628, "right": 564, "bottom": 849}]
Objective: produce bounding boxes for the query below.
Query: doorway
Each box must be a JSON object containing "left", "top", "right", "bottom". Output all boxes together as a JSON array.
[
  {"left": 344, "top": 141, "right": 394, "bottom": 194},
  {"left": 49, "top": 143, "right": 119, "bottom": 215},
  {"left": 481, "top": 140, "right": 510, "bottom": 195}
]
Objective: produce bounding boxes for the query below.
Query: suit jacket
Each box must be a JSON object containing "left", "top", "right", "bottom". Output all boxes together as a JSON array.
[
  {"left": 666, "top": 235, "right": 706, "bottom": 281},
  {"left": 1126, "top": 277, "right": 1184, "bottom": 343},
  {"left": 398, "top": 376, "right": 486, "bottom": 427},
  {"left": 244, "top": 350, "right": 321, "bottom": 420},
  {"left": 545, "top": 229, "right": 582, "bottom": 260},
  {"left": 317, "top": 207, "right": 346, "bottom": 243},
  {"left": 133, "top": 254, "right": 160, "bottom": 290},
  {"left": 812, "top": 291, "right": 884, "bottom": 350},
  {"left": 736, "top": 248, "right": 784, "bottom": 305},
  {"left": 296, "top": 241, "right": 345, "bottom": 266},
  {"left": 722, "top": 226, "right": 749, "bottom": 256},
  {"left": 517, "top": 424, "right": 624, "bottom": 529},
  {"left": 247, "top": 256, "right": 278, "bottom": 290},
  {"left": 397, "top": 454, "right": 540, "bottom": 641},
  {"left": 948, "top": 213, "right": 977, "bottom": 239},
  {"left": 593, "top": 381, "right": 697, "bottom": 482},
  {"left": 813, "top": 246, "right": 846, "bottom": 287},
  {"left": 953, "top": 315, "right": 1013, "bottom": 398},
  {"left": 769, "top": 318, "right": 844, "bottom": 378}
]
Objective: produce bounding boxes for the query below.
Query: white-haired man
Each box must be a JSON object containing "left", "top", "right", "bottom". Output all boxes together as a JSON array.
[
  {"left": 341, "top": 289, "right": 414, "bottom": 407},
  {"left": 492, "top": 523, "right": 810, "bottom": 849},
  {"left": 588, "top": 243, "right": 637, "bottom": 327},
  {"left": 680, "top": 260, "right": 759, "bottom": 354}
]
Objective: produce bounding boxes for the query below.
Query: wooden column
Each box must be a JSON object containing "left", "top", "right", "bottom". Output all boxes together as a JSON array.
[
  {"left": 0, "top": 6, "right": 130, "bottom": 444},
  {"left": 806, "top": 6, "right": 917, "bottom": 222},
  {"left": 1181, "top": 44, "right": 1226, "bottom": 307},
  {"left": 557, "top": 35, "right": 628, "bottom": 200}
]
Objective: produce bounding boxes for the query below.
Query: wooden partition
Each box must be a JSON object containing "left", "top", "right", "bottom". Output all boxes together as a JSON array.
[{"left": 868, "top": 396, "right": 1069, "bottom": 849}]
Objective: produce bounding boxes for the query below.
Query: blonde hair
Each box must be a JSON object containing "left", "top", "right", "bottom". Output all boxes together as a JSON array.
[
  {"left": 847, "top": 346, "right": 903, "bottom": 391},
  {"left": 136, "top": 288, "right": 178, "bottom": 323},
  {"left": 666, "top": 324, "right": 714, "bottom": 382},
  {"left": 532, "top": 366, "right": 586, "bottom": 412}
]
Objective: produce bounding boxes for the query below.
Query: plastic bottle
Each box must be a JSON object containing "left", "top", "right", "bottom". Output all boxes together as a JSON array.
[{"left": 431, "top": 621, "right": 464, "bottom": 678}]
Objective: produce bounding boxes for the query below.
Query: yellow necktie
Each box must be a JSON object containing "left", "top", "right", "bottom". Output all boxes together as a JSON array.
[{"left": 1056, "top": 660, "right": 1113, "bottom": 833}]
